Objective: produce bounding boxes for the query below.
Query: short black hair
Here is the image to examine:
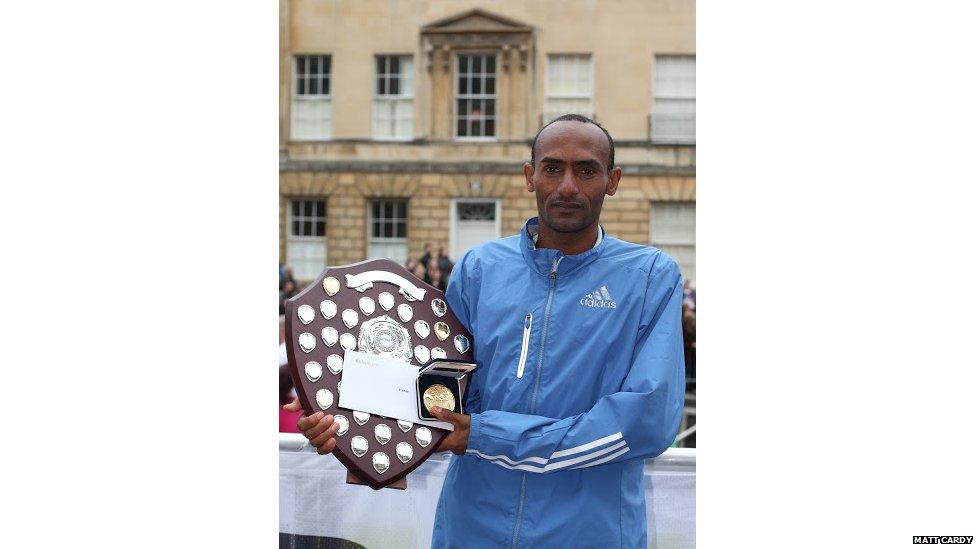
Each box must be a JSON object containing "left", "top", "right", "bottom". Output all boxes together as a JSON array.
[{"left": 529, "top": 113, "right": 615, "bottom": 173}]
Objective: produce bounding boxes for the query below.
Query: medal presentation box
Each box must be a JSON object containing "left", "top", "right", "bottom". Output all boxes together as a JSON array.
[
  {"left": 417, "top": 359, "right": 476, "bottom": 421},
  {"left": 284, "top": 259, "right": 474, "bottom": 491}
]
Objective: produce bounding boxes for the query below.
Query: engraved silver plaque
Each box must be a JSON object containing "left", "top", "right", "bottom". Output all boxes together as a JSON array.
[
  {"left": 454, "top": 334, "right": 470, "bottom": 354},
  {"left": 321, "top": 327, "right": 338, "bottom": 347},
  {"left": 315, "top": 388, "right": 334, "bottom": 410},
  {"left": 396, "top": 442, "right": 414, "bottom": 463},
  {"left": 431, "top": 347, "right": 447, "bottom": 360},
  {"left": 342, "top": 309, "right": 359, "bottom": 329},
  {"left": 374, "top": 423, "right": 392, "bottom": 445},
  {"left": 334, "top": 414, "right": 349, "bottom": 436},
  {"left": 416, "top": 427, "right": 432, "bottom": 448},
  {"left": 326, "top": 354, "right": 343, "bottom": 375},
  {"left": 372, "top": 452, "right": 390, "bottom": 474},
  {"left": 357, "top": 315, "right": 412, "bottom": 363},
  {"left": 323, "top": 276, "right": 341, "bottom": 296},
  {"left": 297, "top": 304, "right": 315, "bottom": 325},
  {"left": 298, "top": 332, "right": 316, "bottom": 353},
  {"left": 414, "top": 345, "right": 430, "bottom": 364},
  {"left": 414, "top": 320, "right": 430, "bottom": 339},
  {"left": 378, "top": 292, "right": 395, "bottom": 311},
  {"left": 340, "top": 333, "right": 357, "bottom": 351},
  {"left": 353, "top": 411, "right": 370, "bottom": 425},
  {"left": 351, "top": 436, "right": 368, "bottom": 457},
  {"left": 397, "top": 303, "right": 414, "bottom": 322},
  {"left": 304, "top": 361, "right": 322, "bottom": 382},
  {"left": 359, "top": 296, "right": 376, "bottom": 316},
  {"left": 431, "top": 298, "right": 447, "bottom": 317},
  {"left": 320, "top": 300, "right": 337, "bottom": 320},
  {"left": 397, "top": 420, "right": 413, "bottom": 432}
]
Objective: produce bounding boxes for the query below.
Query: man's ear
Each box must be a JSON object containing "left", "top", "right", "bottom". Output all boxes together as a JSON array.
[
  {"left": 523, "top": 163, "right": 535, "bottom": 192},
  {"left": 605, "top": 166, "right": 622, "bottom": 196}
]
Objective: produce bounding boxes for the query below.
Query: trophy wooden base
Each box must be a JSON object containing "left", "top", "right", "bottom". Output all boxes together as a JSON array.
[{"left": 346, "top": 470, "right": 407, "bottom": 490}]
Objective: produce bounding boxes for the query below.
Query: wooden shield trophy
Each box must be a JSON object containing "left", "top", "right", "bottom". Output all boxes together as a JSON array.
[{"left": 284, "top": 259, "right": 474, "bottom": 490}]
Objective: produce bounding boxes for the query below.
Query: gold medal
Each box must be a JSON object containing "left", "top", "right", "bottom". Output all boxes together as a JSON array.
[
  {"left": 434, "top": 321, "right": 450, "bottom": 341},
  {"left": 422, "top": 383, "right": 456, "bottom": 413}
]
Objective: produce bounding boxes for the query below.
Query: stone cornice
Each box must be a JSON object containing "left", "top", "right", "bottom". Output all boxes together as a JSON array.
[{"left": 279, "top": 159, "right": 694, "bottom": 176}]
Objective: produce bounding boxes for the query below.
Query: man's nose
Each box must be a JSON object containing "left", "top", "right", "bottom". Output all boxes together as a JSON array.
[{"left": 556, "top": 171, "right": 579, "bottom": 197}]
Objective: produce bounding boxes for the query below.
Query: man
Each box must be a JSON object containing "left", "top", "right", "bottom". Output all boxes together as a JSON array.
[{"left": 285, "top": 114, "right": 685, "bottom": 548}]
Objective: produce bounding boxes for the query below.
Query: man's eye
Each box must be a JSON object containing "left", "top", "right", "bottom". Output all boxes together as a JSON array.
[
  {"left": 580, "top": 168, "right": 595, "bottom": 176},
  {"left": 544, "top": 166, "right": 559, "bottom": 174}
]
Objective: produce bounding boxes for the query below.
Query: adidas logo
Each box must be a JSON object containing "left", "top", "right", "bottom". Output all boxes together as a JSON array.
[{"left": 580, "top": 285, "right": 617, "bottom": 309}]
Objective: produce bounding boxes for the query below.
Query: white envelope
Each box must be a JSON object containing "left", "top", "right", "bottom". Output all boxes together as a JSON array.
[{"left": 338, "top": 350, "right": 454, "bottom": 431}]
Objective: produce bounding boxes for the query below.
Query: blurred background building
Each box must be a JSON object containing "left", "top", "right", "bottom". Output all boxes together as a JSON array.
[{"left": 279, "top": 0, "right": 695, "bottom": 286}]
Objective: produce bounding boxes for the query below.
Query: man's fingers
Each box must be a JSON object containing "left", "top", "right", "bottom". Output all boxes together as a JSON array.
[
  {"left": 309, "top": 420, "right": 340, "bottom": 447},
  {"left": 316, "top": 437, "right": 337, "bottom": 455},
  {"left": 283, "top": 399, "right": 303, "bottom": 413},
  {"left": 302, "top": 414, "right": 333, "bottom": 439},
  {"left": 431, "top": 406, "right": 467, "bottom": 426},
  {"left": 296, "top": 411, "right": 324, "bottom": 432}
]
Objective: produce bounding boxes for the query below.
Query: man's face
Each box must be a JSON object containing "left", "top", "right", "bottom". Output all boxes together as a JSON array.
[{"left": 524, "top": 121, "right": 621, "bottom": 235}]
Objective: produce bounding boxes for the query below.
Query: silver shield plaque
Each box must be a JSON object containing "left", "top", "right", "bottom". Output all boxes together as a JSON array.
[
  {"left": 431, "top": 298, "right": 447, "bottom": 317},
  {"left": 342, "top": 309, "right": 359, "bottom": 329},
  {"left": 374, "top": 423, "right": 392, "bottom": 444},
  {"left": 431, "top": 347, "right": 447, "bottom": 360},
  {"left": 454, "top": 334, "right": 470, "bottom": 354},
  {"left": 321, "top": 327, "right": 338, "bottom": 347},
  {"left": 315, "top": 389, "right": 334, "bottom": 410},
  {"left": 396, "top": 442, "right": 413, "bottom": 463},
  {"left": 320, "top": 299, "right": 337, "bottom": 319},
  {"left": 359, "top": 296, "right": 376, "bottom": 316},
  {"left": 372, "top": 452, "right": 390, "bottom": 474},
  {"left": 351, "top": 436, "right": 368, "bottom": 457},
  {"left": 397, "top": 303, "right": 414, "bottom": 322},
  {"left": 414, "top": 345, "right": 430, "bottom": 364},
  {"left": 326, "top": 354, "right": 343, "bottom": 375},
  {"left": 397, "top": 420, "right": 413, "bottom": 432},
  {"left": 340, "top": 333, "right": 357, "bottom": 351},
  {"left": 333, "top": 415, "right": 349, "bottom": 436},
  {"left": 415, "top": 427, "right": 432, "bottom": 448},
  {"left": 297, "top": 304, "right": 315, "bottom": 325},
  {"left": 414, "top": 320, "right": 430, "bottom": 339},
  {"left": 298, "top": 332, "right": 316, "bottom": 353},
  {"left": 353, "top": 411, "right": 370, "bottom": 425},
  {"left": 378, "top": 292, "right": 395, "bottom": 311},
  {"left": 357, "top": 315, "right": 412, "bottom": 363},
  {"left": 304, "top": 361, "right": 322, "bottom": 382}
]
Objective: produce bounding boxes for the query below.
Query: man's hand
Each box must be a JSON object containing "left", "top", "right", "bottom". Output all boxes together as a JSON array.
[
  {"left": 430, "top": 406, "right": 471, "bottom": 454},
  {"left": 283, "top": 399, "right": 339, "bottom": 455}
]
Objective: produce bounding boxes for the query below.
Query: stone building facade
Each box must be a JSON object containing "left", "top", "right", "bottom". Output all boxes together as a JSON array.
[{"left": 279, "top": 0, "right": 696, "bottom": 283}]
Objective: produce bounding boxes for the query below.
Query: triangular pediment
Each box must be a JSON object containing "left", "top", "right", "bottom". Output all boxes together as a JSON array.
[{"left": 422, "top": 9, "right": 532, "bottom": 34}]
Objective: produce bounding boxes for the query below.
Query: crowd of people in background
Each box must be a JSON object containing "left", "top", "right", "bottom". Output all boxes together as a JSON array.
[{"left": 405, "top": 242, "right": 454, "bottom": 292}]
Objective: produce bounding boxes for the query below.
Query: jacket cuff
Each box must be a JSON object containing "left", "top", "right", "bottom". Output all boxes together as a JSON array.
[{"left": 465, "top": 412, "right": 486, "bottom": 455}]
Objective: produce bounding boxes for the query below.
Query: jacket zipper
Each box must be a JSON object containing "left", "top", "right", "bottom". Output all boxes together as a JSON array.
[
  {"left": 512, "top": 256, "right": 563, "bottom": 549},
  {"left": 515, "top": 313, "right": 533, "bottom": 378}
]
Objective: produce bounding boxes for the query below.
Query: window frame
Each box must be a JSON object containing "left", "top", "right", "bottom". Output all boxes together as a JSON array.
[
  {"left": 366, "top": 198, "right": 409, "bottom": 261},
  {"left": 543, "top": 53, "right": 595, "bottom": 125},
  {"left": 453, "top": 52, "right": 499, "bottom": 142},
  {"left": 291, "top": 54, "right": 333, "bottom": 141},
  {"left": 285, "top": 198, "right": 328, "bottom": 280},
  {"left": 651, "top": 54, "right": 696, "bottom": 145},
  {"left": 372, "top": 54, "right": 415, "bottom": 141}
]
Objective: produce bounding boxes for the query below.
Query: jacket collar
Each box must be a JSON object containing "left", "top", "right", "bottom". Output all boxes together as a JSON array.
[{"left": 519, "top": 217, "right": 606, "bottom": 277}]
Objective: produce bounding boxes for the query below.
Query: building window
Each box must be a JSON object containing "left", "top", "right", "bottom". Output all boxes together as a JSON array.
[
  {"left": 286, "top": 199, "right": 327, "bottom": 281},
  {"left": 650, "top": 201, "right": 696, "bottom": 283},
  {"left": 367, "top": 199, "right": 408, "bottom": 263},
  {"left": 292, "top": 55, "right": 332, "bottom": 140},
  {"left": 373, "top": 55, "right": 414, "bottom": 140},
  {"left": 651, "top": 55, "right": 695, "bottom": 144},
  {"left": 544, "top": 54, "right": 593, "bottom": 124},
  {"left": 455, "top": 54, "right": 496, "bottom": 139}
]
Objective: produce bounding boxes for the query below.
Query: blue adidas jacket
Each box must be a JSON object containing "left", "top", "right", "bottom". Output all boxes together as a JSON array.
[{"left": 431, "top": 218, "right": 685, "bottom": 549}]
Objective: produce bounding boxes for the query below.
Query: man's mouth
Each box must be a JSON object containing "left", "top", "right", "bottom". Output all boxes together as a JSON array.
[{"left": 551, "top": 201, "right": 583, "bottom": 210}]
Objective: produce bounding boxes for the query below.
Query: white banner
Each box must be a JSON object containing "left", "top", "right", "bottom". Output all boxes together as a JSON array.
[{"left": 279, "top": 434, "right": 695, "bottom": 548}]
